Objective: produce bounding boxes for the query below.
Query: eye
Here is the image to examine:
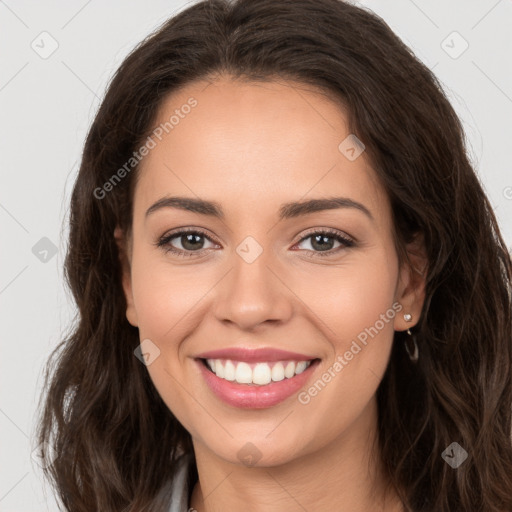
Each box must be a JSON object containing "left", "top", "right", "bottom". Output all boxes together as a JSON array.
[
  {"left": 155, "top": 228, "right": 218, "bottom": 257},
  {"left": 293, "top": 229, "right": 355, "bottom": 258},
  {"left": 155, "top": 227, "right": 355, "bottom": 258}
]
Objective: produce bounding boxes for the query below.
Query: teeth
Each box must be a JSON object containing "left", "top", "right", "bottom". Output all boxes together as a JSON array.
[
  {"left": 235, "top": 362, "right": 252, "bottom": 384},
  {"left": 215, "top": 359, "right": 225, "bottom": 378},
  {"left": 295, "top": 361, "right": 308, "bottom": 374},
  {"left": 271, "top": 362, "right": 285, "bottom": 382},
  {"left": 224, "top": 360, "right": 236, "bottom": 381},
  {"left": 253, "top": 363, "right": 272, "bottom": 385},
  {"left": 284, "top": 361, "right": 295, "bottom": 378},
  {"left": 205, "top": 359, "right": 313, "bottom": 386}
]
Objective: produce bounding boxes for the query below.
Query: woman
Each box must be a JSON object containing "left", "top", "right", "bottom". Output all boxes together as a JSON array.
[{"left": 35, "top": 0, "right": 512, "bottom": 510}]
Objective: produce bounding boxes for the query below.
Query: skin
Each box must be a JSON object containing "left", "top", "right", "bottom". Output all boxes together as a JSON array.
[{"left": 115, "top": 75, "right": 427, "bottom": 512}]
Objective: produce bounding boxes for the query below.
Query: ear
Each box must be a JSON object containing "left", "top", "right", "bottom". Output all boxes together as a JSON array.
[
  {"left": 114, "top": 226, "right": 138, "bottom": 327},
  {"left": 393, "top": 231, "right": 428, "bottom": 332}
]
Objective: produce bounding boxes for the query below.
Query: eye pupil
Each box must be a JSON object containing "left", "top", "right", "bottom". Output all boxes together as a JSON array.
[
  {"left": 311, "top": 234, "right": 334, "bottom": 251},
  {"left": 182, "top": 233, "right": 203, "bottom": 250}
]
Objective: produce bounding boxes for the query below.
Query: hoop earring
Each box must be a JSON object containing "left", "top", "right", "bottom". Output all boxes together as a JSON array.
[
  {"left": 403, "top": 313, "right": 419, "bottom": 362},
  {"left": 404, "top": 329, "right": 419, "bottom": 362}
]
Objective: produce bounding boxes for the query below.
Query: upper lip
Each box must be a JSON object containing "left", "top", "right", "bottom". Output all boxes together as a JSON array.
[{"left": 194, "top": 347, "right": 317, "bottom": 362}]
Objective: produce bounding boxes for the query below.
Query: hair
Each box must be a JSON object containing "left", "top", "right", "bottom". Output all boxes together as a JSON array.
[{"left": 35, "top": 0, "right": 512, "bottom": 510}]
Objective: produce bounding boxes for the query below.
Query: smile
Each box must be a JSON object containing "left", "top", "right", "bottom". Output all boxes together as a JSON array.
[
  {"left": 204, "top": 358, "right": 313, "bottom": 385},
  {"left": 195, "top": 356, "right": 321, "bottom": 409}
]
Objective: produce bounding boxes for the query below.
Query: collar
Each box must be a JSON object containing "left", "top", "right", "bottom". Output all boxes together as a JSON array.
[{"left": 168, "top": 452, "right": 195, "bottom": 512}]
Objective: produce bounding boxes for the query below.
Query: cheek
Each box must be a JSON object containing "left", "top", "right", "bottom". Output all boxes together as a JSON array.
[
  {"left": 129, "top": 251, "right": 207, "bottom": 430},
  {"left": 131, "top": 243, "right": 399, "bottom": 356},
  {"left": 305, "top": 251, "right": 399, "bottom": 392},
  {"left": 293, "top": 255, "right": 399, "bottom": 440},
  {"left": 299, "top": 250, "right": 398, "bottom": 339},
  {"left": 130, "top": 250, "right": 209, "bottom": 340}
]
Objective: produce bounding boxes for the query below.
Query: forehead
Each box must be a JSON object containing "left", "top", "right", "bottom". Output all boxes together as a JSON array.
[{"left": 133, "top": 77, "right": 389, "bottom": 225}]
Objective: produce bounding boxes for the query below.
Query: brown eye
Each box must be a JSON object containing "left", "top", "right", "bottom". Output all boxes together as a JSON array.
[
  {"left": 156, "top": 229, "right": 217, "bottom": 257},
  {"left": 295, "top": 230, "right": 355, "bottom": 257}
]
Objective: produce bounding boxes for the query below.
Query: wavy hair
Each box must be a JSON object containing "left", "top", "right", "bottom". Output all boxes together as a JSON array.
[{"left": 35, "top": 0, "right": 512, "bottom": 510}]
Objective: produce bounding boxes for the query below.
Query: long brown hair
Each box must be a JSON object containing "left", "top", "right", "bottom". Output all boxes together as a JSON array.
[{"left": 35, "top": 0, "right": 512, "bottom": 510}]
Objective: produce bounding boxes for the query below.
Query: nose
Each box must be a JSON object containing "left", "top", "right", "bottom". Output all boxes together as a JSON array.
[{"left": 212, "top": 248, "right": 293, "bottom": 331}]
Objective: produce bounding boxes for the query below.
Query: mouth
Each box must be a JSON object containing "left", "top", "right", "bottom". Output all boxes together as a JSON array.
[
  {"left": 199, "top": 357, "right": 319, "bottom": 385},
  {"left": 195, "top": 355, "right": 321, "bottom": 409}
]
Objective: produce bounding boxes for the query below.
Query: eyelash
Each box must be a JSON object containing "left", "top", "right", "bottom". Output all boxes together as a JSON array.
[{"left": 155, "top": 227, "right": 355, "bottom": 259}]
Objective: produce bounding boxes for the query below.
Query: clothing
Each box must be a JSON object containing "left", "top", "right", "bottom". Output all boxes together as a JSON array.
[{"left": 168, "top": 452, "right": 196, "bottom": 512}]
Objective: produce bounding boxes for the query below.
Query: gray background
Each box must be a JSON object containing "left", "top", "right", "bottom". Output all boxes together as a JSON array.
[{"left": 1, "top": 0, "right": 511, "bottom": 510}]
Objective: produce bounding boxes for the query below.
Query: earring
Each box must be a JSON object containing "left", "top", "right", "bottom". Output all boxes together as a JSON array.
[{"left": 403, "top": 313, "right": 419, "bottom": 362}]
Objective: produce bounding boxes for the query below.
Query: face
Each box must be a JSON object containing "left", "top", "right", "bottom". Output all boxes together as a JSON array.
[{"left": 116, "top": 76, "right": 425, "bottom": 467}]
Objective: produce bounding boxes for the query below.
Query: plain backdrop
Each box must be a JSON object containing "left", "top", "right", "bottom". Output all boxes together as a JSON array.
[{"left": 1, "top": 0, "right": 511, "bottom": 510}]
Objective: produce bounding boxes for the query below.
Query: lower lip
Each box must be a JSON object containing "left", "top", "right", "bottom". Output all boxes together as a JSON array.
[{"left": 196, "top": 359, "right": 320, "bottom": 409}]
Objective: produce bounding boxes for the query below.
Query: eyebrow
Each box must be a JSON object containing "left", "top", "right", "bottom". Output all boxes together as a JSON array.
[{"left": 145, "top": 196, "right": 374, "bottom": 222}]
